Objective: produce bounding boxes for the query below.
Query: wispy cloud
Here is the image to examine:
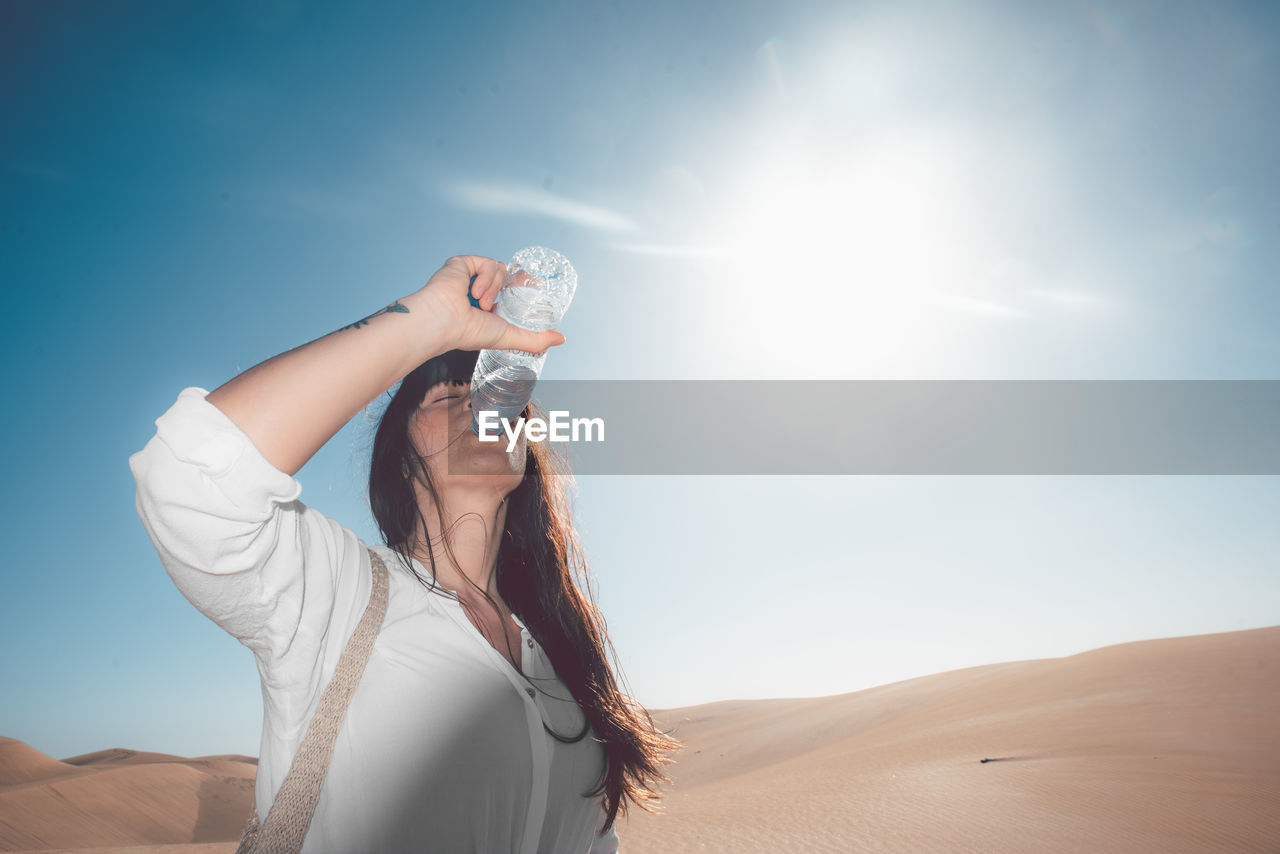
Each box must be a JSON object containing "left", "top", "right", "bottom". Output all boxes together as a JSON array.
[
  {"left": 1025, "top": 287, "right": 1121, "bottom": 317},
  {"left": 924, "top": 290, "right": 1034, "bottom": 321},
  {"left": 443, "top": 181, "right": 640, "bottom": 233},
  {"left": 608, "top": 242, "right": 735, "bottom": 260}
]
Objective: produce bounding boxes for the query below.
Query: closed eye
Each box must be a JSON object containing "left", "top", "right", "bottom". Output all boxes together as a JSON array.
[{"left": 427, "top": 380, "right": 469, "bottom": 403}]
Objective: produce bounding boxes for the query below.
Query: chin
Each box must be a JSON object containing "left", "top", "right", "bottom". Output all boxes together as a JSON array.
[
  {"left": 444, "top": 451, "right": 526, "bottom": 480},
  {"left": 455, "top": 465, "right": 524, "bottom": 481}
]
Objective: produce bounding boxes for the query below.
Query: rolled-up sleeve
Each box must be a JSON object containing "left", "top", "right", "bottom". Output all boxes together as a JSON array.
[{"left": 128, "top": 387, "right": 357, "bottom": 678}]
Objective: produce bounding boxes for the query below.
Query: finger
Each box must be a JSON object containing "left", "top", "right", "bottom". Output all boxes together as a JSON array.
[
  {"left": 450, "top": 254, "right": 498, "bottom": 287},
  {"left": 446, "top": 254, "right": 480, "bottom": 278},
  {"left": 448, "top": 256, "right": 501, "bottom": 308},
  {"left": 453, "top": 254, "right": 492, "bottom": 270},
  {"left": 504, "top": 328, "right": 566, "bottom": 354},
  {"left": 485, "top": 263, "right": 507, "bottom": 310}
]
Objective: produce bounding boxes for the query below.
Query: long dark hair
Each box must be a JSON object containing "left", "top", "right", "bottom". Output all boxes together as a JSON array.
[{"left": 368, "top": 349, "right": 681, "bottom": 833}]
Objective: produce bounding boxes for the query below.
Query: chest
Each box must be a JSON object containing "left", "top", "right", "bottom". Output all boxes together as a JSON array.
[
  {"left": 468, "top": 611, "right": 526, "bottom": 674},
  {"left": 301, "top": 616, "right": 607, "bottom": 853}
]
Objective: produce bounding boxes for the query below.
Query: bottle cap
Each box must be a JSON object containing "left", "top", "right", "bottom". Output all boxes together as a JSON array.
[{"left": 468, "top": 274, "right": 482, "bottom": 309}]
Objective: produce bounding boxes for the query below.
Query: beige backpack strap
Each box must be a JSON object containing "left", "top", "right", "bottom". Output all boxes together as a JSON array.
[{"left": 235, "top": 549, "right": 391, "bottom": 854}]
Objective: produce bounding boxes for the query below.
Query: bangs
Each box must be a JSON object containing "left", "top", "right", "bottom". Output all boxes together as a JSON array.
[
  {"left": 397, "top": 349, "right": 480, "bottom": 405},
  {"left": 426, "top": 348, "right": 480, "bottom": 387}
]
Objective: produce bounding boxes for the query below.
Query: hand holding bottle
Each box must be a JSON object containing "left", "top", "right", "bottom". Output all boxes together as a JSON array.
[
  {"left": 469, "top": 246, "right": 578, "bottom": 435},
  {"left": 418, "top": 255, "right": 567, "bottom": 356}
]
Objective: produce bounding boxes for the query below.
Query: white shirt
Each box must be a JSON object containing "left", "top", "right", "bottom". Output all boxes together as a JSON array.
[{"left": 129, "top": 388, "right": 620, "bottom": 854}]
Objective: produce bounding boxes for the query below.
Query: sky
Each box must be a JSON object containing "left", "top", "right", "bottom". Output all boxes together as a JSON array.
[{"left": 2, "top": 0, "right": 1278, "bottom": 760}]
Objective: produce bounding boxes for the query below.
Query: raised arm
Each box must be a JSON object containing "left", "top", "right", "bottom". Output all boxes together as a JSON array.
[{"left": 205, "top": 254, "right": 566, "bottom": 476}]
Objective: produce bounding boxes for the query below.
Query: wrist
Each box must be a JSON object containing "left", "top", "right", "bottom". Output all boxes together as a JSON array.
[{"left": 399, "top": 289, "right": 459, "bottom": 364}]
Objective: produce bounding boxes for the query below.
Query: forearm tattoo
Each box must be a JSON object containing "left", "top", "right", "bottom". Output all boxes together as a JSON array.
[{"left": 340, "top": 300, "right": 410, "bottom": 331}]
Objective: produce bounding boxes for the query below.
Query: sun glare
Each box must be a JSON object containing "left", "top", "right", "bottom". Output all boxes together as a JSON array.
[{"left": 703, "top": 124, "right": 989, "bottom": 372}]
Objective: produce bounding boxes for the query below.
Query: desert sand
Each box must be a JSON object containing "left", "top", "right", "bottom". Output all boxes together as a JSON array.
[{"left": 2, "top": 626, "right": 1276, "bottom": 853}]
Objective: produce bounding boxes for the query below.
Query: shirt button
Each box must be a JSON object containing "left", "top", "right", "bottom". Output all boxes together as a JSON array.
[
  {"left": 526, "top": 638, "right": 534, "bottom": 648},
  {"left": 525, "top": 687, "right": 536, "bottom": 699}
]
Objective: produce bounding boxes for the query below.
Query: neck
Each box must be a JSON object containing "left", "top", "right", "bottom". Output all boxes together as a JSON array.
[{"left": 411, "top": 485, "right": 510, "bottom": 599}]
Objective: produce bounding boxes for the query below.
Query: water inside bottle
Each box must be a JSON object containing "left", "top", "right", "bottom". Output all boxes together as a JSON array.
[{"left": 468, "top": 246, "right": 576, "bottom": 437}]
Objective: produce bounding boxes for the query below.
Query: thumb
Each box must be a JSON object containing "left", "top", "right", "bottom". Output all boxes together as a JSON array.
[{"left": 505, "top": 327, "right": 566, "bottom": 355}]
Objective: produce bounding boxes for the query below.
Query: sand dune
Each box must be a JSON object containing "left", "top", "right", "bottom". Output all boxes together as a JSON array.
[
  {"left": 621, "top": 626, "right": 1280, "bottom": 853},
  {"left": 2, "top": 626, "right": 1276, "bottom": 853},
  {"left": 0, "top": 740, "right": 84, "bottom": 788},
  {"left": 0, "top": 745, "right": 255, "bottom": 851}
]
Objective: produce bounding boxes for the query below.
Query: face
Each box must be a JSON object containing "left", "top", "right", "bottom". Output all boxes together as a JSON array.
[{"left": 408, "top": 379, "right": 527, "bottom": 499}]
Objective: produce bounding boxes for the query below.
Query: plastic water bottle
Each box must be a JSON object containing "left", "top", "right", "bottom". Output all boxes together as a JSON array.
[{"left": 469, "top": 246, "right": 578, "bottom": 437}]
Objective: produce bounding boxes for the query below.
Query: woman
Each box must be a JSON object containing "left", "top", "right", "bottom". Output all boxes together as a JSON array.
[{"left": 129, "top": 255, "right": 679, "bottom": 853}]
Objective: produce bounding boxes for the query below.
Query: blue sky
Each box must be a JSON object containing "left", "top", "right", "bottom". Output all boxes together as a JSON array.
[{"left": 2, "top": 0, "right": 1277, "bottom": 760}]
